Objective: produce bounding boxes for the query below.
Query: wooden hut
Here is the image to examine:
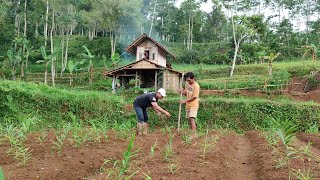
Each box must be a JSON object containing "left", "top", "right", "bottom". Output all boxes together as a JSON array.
[{"left": 104, "top": 34, "right": 182, "bottom": 92}]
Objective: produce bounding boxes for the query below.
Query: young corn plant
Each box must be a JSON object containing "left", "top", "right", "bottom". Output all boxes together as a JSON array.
[
  {"left": 37, "top": 132, "right": 47, "bottom": 143},
  {"left": 150, "top": 139, "right": 158, "bottom": 158},
  {"left": 88, "top": 120, "right": 102, "bottom": 143},
  {"left": 290, "top": 142, "right": 320, "bottom": 180},
  {"left": 19, "top": 115, "right": 39, "bottom": 134},
  {"left": 104, "top": 134, "right": 139, "bottom": 179},
  {"left": 271, "top": 119, "right": 301, "bottom": 179},
  {"left": 118, "top": 134, "right": 137, "bottom": 177},
  {"left": 200, "top": 130, "right": 219, "bottom": 160},
  {"left": 142, "top": 172, "right": 152, "bottom": 180},
  {"left": 100, "top": 158, "right": 112, "bottom": 172},
  {"left": 99, "top": 121, "right": 109, "bottom": 142},
  {"left": 180, "top": 132, "right": 192, "bottom": 144},
  {"left": 291, "top": 169, "right": 314, "bottom": 180},
  {"left": 51, "top": 125, "right": 70, "bottom": 155},
  {"left": 7, "top": 145, "right": 33, "bottom": 167},
  {"left": 165, "top": 162, "right": 180, "bottom": 174},
  {"left": 163, "top": 132, "right": 175, "bottom": 161}
]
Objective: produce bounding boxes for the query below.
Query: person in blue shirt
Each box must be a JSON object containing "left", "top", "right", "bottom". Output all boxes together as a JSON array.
[{"left": 133, "top": 88, "right": 171, "bottom": 135}]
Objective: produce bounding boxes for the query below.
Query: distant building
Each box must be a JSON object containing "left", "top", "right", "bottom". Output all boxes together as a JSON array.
[{"left": 104, "top": 34, "right": 182, "bottom": 92}]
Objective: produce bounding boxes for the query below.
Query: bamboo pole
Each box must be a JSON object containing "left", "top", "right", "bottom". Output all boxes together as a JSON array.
[{"left": 178, "top": 73, "right": 184, "bottom": 132}]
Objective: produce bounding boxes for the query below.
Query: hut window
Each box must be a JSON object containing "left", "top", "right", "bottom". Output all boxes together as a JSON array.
[
  {"left": 144, "top": 50, "right": 150, "bottom": 59},
  {"left": 152, "top": 53, "right": 156, "bottom": 60}
]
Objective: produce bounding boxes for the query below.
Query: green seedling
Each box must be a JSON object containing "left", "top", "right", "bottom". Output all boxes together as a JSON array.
[
  {"left": 88, "top": 121, "right": 102, "bottom": 143},
  {"left": 150, "top": 139, "right": 158, "bottom": 158},
  {"left": 51, "top": 126, "right": 70, "bottom": 155},
  {"left": 118, "top": 134, "right": 137, "bottom": 177},
  {"left": 165, "top": 162, "right": 179, "bottom": 174},
  {"left": 164, "top": 133, "right": 175, "bottom": 161},
  {"left": 291, "top": 168, "right": 314, "bottom": 180},
  {"left": 100, "top": 158, "right": 112, "bottom": 172},
  {"left": 142, "top": 172, "right": 152, "bottom": 180},
  {"left": 37, "top": 132, "right": 47, "bottom": 143},
  {"left": 181, "top": 132, "right": 192, "bottom": 144},
  {"left": 69, "top": 127, "right": 89, "bottom": 147},
  {"left": 200, "top": 131, "right": 219, "bottom": 160},
  {"left": 103, "top": 134, "right": 139, "bottom": 179},
  {"left": 7, "top": 145, "right": 33, "bottom": 167},
  {"left": 99, "top": 122, "right": 109, "bottom": 142}
]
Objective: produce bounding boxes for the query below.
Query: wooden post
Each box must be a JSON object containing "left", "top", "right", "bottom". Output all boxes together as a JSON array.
[
  {"left": 155, "top": 71, "right": 158, "bottom": 91},
  {"left": 138, "top": 72, "right": 141, "bottom": 87},
  {"left": 135, "top": 71, "right": 138, "bottom": 87},
  {"left": 178, "top": 73, "right": 184, "bottom": 132},
  {"left": 112, "top": 75, "right": 115, "bottom": 92}
]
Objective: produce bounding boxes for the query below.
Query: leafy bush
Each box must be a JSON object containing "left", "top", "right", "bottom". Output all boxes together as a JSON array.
[{"left": 0, "top": 80, "right": 126, "bottom": 125}]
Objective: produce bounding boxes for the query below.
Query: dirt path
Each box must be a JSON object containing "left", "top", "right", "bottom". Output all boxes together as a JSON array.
[{"left": 228, "top": 135, "right": 258, "bottom": 180}]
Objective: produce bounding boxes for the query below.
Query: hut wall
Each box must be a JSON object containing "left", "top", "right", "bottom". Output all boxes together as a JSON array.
[
  {"left": 131, "top": 61, "right": 157, "bottom": 69},
  {"left": 163, "top": 70, "right": 180, "bottom": 91},
  {"left": 135, "top": 40, "right": 166, "bottom": 67},
  {"left": 157, "top": 49, "right": 167, "bottom": 67},
  {"left": 136, "top": 47, "right": 144, "bottom": 61}
]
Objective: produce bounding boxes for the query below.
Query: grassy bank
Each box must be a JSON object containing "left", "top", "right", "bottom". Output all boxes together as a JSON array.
[{"left": 1, "top": 80, "right": 318, "bottom": 133}]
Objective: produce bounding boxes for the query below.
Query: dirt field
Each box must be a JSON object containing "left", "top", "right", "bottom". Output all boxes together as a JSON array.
[{"left": 1, "top": 129, "right": 320, "bottom": 179}]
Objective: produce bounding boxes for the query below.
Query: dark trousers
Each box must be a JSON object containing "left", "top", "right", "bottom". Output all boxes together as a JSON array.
[{"left": 134, "top": 105, "right": 148, "bottom": 123}]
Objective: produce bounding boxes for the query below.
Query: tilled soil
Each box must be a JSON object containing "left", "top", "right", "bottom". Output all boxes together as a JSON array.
[{"left": 1, "top": 130, "right": 320, "bottom": 180}]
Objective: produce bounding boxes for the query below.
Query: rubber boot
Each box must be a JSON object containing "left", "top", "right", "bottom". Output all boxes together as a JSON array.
[
  {"left": 137, "top": 123, "right": 143, "bottom": 136},
  {"left": 142, "top": 122, "right": 148, "bottom": 135}
]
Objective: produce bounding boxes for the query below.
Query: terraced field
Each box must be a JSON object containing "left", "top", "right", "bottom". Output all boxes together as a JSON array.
[{"left": 1, "top": 129, "right": 319, "bottom": 179}]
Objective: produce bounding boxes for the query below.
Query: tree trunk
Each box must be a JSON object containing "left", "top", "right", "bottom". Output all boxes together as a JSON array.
[
  {"left": 21, "top": 63, "right": 25, "bottom": 79},
  {"left": 14, "top": 0, "right": 21, "bottom": 50},
  {"left": 230, "top": 14, "right": 238, "bottom": 77},
  {"left": 23, "top": 0, "right": 27, "bottom": 54},
  {"left": 230, "top": 42, "right": 239, "bottom": 77},
  {"left": 50, "top": 2, "right": 55, "bottom": 87},
  {"left": 44, "top": 0, "right": 49, "bottom": 47},
  {"left": 61, "top": 35, "right": 65, "bottom": 76},
  {"left": 45, "top": 62, "right": 48, "bottom": 84},
  {"left": 149, "top": 0, "right": 157, "bottom": 36},
  {"left": 69, "top": 74, "right": 73, "bottom": 86},
  {"left": 187, "top": 15, "right": 191, "bottom": 50},
  {"left": 63, "top": 29, "right": 70, "bottom": 74},
  {"left": 35, "top": 22, "right": 39, "bottom": 37},
  {"left": 190, "top": 14, "right": 193, "bottom": 50},
  {"left": 268, "top": 60, "right": 272, "bottom": 76}
]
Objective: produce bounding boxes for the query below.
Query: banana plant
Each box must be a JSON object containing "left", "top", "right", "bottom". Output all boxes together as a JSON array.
[
  {"left": 110, "top": 53, "right": 120, "bottom": 68},
  {"left": 79, "top": 45, "right": 94, "bottom": 84},
  {"left": 302, "top": 44, "right": 318, "bottom": 61},
  {"left": 267, "top": 52, "right": 281, "bottom": 76},
  {"left": 67, "top": 60, "right": 77, "bottom": 86},
  {"left": 7, "top": 48, "right": 22, "bottom": 80},
  {"left": 37, "top": 46, "right": 55, "bottom": 85}
]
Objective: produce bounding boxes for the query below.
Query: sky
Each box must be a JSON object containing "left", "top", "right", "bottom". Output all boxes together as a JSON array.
[{"left": 174, "top": 0, "right": 314, "bottom": 31}]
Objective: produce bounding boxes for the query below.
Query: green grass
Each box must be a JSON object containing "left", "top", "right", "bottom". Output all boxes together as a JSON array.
[
  {"left": 1, "top": 80, "right": 320, "bottom": 133},
  {"left": 172, "top": 60, "right": 320, "bottom": 79}
]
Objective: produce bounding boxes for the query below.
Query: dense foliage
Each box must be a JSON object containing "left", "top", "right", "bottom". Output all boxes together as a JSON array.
[{"left": 0, "top": 0, "right": 319, "bottom": 67}]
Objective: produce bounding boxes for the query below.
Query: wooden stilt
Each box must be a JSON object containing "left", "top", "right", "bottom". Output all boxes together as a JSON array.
[
  {"left": 178, "top": 73, "right": 184, "bottom": 132},
  {"left": 155, "top": 71, "right": 158, "bottom": 91}
]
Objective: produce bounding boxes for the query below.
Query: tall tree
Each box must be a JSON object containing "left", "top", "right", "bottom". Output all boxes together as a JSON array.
[{"left": 180, "top": 0, "right": 201, "bottom": 50}]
